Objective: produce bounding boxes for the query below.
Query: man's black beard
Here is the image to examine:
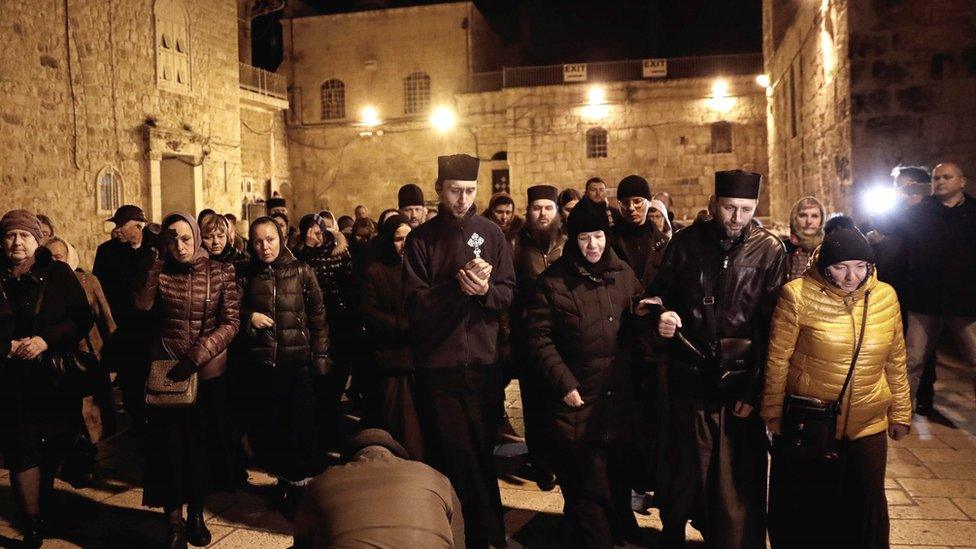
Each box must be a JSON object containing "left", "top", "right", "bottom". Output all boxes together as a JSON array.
[{"left": 528, "top": 218, "right": 561, "bottom": 247}]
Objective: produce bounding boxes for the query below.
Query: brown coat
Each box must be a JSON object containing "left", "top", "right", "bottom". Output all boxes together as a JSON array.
[
  {"left": 136, "top": 247, "right": 240, "bottom": 380},
  {"left": 75, "top": 271, "right": 116, "bottom": 359},
  {"left": 293, "top": 449, "right": 465, "bottom": 548}
]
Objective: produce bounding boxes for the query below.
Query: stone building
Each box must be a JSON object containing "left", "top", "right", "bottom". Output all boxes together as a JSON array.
[
  {"left": 283, "top": 2, "right": 770, "bottom": 220},
  {"left": 764, "top": 0, "right": 976, "bottom": 219},
  {"left": 0, "top": 0, "right": 287, "bottom": 265}
]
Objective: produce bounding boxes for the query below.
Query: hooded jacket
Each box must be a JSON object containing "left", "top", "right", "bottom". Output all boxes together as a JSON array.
[
  {"left": 527, "top": 247, "right": 642, "bottom": 443},
  {"left": 238, "top": 244, "right": 331, "bottom": 376},
  {"left": 762, "top": 254, "right": 912, "bottom": 440},
  {"left": 135, "top": 212, "right": 240, "bottom": 380}
]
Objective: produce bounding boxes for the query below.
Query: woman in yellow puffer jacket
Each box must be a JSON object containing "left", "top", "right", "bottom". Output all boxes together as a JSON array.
[{"left": 762, "top": 225, "right": 911, "bottom": 549}]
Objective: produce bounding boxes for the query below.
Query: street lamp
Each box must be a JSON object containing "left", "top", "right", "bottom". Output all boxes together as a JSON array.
[
  {"left": 755, "top": 74, "right": 770, "bottom": 88},
  {"left": 711, "top": 78, "right": 729, "bottom": 99},
  {"left": 429, "top": 106, "right": 457, "bottom": 132},
  {"left": 587, "top": 85, "right": 606, "bottom": 105},
  {"left": 360, "top": 106, "right": 381, "bottom": 128}
]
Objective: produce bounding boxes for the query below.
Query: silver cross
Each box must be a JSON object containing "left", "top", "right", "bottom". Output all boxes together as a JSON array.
[{"left": 467, "top": 232, "right": 485, "bottom": 258}]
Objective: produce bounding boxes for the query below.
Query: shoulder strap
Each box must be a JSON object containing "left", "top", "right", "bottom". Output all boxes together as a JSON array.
[{"left": 837, "top": 290, "right": 870, "bottom": 406}]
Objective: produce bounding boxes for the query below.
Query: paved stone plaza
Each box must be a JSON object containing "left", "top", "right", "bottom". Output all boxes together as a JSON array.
[{"left": 1, "top": 350, "right": 975, "bottom": 548}]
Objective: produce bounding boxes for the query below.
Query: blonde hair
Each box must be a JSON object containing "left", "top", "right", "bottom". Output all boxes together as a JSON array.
[{"left": 200, "top": 213, "right": 228, "bottom": 237}]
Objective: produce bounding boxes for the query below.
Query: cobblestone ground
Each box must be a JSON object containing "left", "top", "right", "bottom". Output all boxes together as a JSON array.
[{"left": 1, "top": 350, "right": 974, "bottom": 548}]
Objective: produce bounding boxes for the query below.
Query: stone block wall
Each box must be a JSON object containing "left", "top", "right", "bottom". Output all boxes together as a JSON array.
[
  {"left": 287, "top": 76, "right": 769, "bottom": 221},
  {"left": 0, "top": 0, "right": 244, "bottom": 267},
  {"left": 765, "top": 0, "right": 976, "bottom": 219},
  {"left": 763, "top": 0, "right": 853, "bottom": 219},
  {"left": 847, "top": 0, "right": 976, "bottom": 197}
]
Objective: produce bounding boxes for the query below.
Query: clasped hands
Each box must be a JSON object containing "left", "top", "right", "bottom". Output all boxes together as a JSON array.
[
  {"left": 458, "top": 258, "right": 492, "bottom": 296},
  {"left": 7, "top": 336, "right": 48, "bottom": 361}
]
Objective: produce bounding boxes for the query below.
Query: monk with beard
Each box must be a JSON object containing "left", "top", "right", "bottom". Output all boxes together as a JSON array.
[{"left": 509, "top": 185, "right": 567, "bottom": 491}]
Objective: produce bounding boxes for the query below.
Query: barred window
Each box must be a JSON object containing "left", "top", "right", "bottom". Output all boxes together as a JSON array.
[
  {"left": 320, "top": 79, "right": 345, "bottom": 120},
  {"left": 155, "top": 0, "right": 191, "bottom": 93},
  {"left": 96, "top": 166, "right": 123, "bottom": 214},
  {"left": 586, "top": 128, "right": 608, "bottom": 158},
  {"left": 710, "top": 121, "right": 733, "bottom": 153},
  {"left": 403, "top": 71, "right": 431, "bottom": 115}
]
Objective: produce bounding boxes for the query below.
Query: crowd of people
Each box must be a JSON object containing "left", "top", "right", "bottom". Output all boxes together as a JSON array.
[{"left": 0, "top": 155, "right": 971, "bottom": 548}]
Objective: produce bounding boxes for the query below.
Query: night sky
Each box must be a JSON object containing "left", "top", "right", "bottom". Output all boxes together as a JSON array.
[{"left": 255, "top": 0, "right": 761, "bottom": 69}]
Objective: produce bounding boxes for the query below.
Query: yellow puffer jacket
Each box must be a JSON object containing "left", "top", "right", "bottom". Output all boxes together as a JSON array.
[{"left": 761, "top": 265, "right": 912, "bottom": 440}]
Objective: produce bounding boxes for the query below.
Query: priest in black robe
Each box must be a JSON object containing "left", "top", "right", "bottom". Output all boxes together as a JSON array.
[{"left": 403, "top": 153, "right": 516, "bottom": 549}]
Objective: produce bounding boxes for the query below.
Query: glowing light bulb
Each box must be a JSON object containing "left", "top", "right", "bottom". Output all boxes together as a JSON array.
[{"left": 429, "top": 106, "right": 457, "bottom": 132}]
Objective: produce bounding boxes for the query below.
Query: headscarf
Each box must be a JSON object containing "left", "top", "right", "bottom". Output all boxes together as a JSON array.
[
  {"left": 160, "top": 211, "right": 207, "bottom": 264},
  {"left": 377, "top": 214, "right": 410, "bottom": 265},
  {"left": 46, "top": 236, "right": 80, "bottom": 271},
  {"left": 788, "top": 196, "right": 826, "bottom": 253},
  {"left": 649, "top": 199, "right": 673, "bottom": 239},
  {"left": 248, "top": 216, "right": 288, "bottom": 265}
]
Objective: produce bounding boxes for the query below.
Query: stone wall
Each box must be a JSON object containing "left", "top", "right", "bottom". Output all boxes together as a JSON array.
[
  {"left": 241, "top": 106, "right": 290, "bottom": 200},
  {"left": 764, "top": 0, "right": 976, "bottom": 219},
  {"left": 847, "top": 0, "right": 976, "bottom": 199},
  {"left": 763, "top": 0, "right": 853, "bottom": 219},
  {"left": 286, "top": 75, "right": 769, "bottom": 220},
  {"left": 0, "top": 0, "right": 244, "bottom": 267}
]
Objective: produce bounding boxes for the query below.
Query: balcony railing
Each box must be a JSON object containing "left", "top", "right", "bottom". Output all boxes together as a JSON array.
[
  {"left": 466, "top": 53, "right": 763, "bottom": 93},
  {"left": 239, "top": 62, "right": 287, "bottom": 99}
]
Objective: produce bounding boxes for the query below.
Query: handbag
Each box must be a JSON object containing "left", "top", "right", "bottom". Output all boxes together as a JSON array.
[
  {"left": 145, "top": 263, "right": 210, "bottom": 408},
  {"left": 780, "top": 291, "right": 870, "bottom": 460}
]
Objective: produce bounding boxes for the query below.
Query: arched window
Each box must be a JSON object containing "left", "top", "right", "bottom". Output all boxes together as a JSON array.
[
  {"left": 403, "top": 71, "right": 431, "bottom": 115},
  {"left": 710, "top": 121, "right": 733, "bottom": 153},
  {"left": 490, "top": 151, "right": 508, "bottom": 161},
  {"left": 96, "top": 166, "right": 124, "bottom": 214},
  {"left": 321, "top": 79, "right": 345, "bottom": 120},
  {"left": 155, "top": 0, "right": 191, "bottom": 93},
  {"left": 586, "top": 128, "right": 608, "bottom": 158}
]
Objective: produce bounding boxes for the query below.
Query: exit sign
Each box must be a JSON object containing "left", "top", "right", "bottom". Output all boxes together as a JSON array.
[{"left": 563, "top": 63, "right": 588, "bottom": 82}]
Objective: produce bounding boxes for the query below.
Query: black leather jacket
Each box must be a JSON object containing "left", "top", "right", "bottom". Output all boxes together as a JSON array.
[{"left": 647, "top": 219, "right": 787, "bottom": 404}]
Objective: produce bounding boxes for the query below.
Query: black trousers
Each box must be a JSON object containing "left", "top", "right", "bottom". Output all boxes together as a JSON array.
[
  {"left": 658, "top": 394, "right": 768, "bottom": 549},
  {"left": 769, "top": 431, "right": 889, "bottom": 549},
  {"left": 416, "top": 364, "right": 505, "bottom": 549},
  {"left": 551, "top": 441, "right": 639, "bottom": 549}
]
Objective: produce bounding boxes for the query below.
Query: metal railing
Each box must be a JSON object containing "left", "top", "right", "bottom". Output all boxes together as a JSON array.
[
  {"left": 239, "top": 62, "right": 288, "bottom": 99},
  {"left": 466, "top": 53, "right": 762, "bottom": 92}
]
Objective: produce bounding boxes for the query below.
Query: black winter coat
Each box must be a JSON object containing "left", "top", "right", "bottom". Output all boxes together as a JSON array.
[
  {"left": 238, "top": 247, "right": 331, "bottom": 376},
  {"left": 898, "top": 194, "right": 976, "bottom": 316},
  {"left": 0, "top": 247, "right": 94, "bottom": 358},
  {"left": 527, "top": 250, "right": 642, "bottom": 444},
  {"left": 610, "top": 218, "right": 669, "bottom": 287},
  {"left": 647, "top": 219, "right": 787, "bottom": 404},
  {"left": 359, "top": 260, "right": 412, "bottom": 372},
  {"left": 404, "top": 204, "right": 516, "bottom": 369},
  {"left": 295, "top": 230, "right": 356, "bottom": 320},
  {"left": 92, "top": 238, "right": 157, "bottom": 325}
]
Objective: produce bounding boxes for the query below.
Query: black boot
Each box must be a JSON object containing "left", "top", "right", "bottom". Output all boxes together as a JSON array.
[
  {"left": 21, "top": 517, "right": 43, "bottom": 549},
  {"left": 166, "top": 520, "right": 187, "bottom": 549},
  {"left": 185, "top": 508, "right": 212, "bottom": 547}
]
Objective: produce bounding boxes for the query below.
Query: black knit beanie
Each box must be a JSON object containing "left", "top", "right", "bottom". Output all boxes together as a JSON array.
[
  {"left": 617, "top": 175, "right": 652, "bottom": 201},
  {"left": 817, "top": 228, "right": 875, "bottom": 271}
]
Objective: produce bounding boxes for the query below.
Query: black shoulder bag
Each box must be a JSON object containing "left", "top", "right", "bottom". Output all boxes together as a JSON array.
[{"left": 780, "top": 290, "right": 870, "bottom": 461}]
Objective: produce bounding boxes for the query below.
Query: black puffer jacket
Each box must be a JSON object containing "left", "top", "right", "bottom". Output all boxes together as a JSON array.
[
  {"left": 238, "top": 247, "right": 331, "bottom": 375},
  {"left": 527, "top": 249, "right": 642, "bottom": 444},
  {"left": 647, "top": 219, "right": 787, "bottom": 404},
  {"left": 294, "top": 229, "right": 356, "bottom": 319}
]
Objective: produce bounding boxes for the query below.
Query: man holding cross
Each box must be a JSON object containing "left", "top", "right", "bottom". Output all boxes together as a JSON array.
[{"left": 403, "top": 153, "right": 516, "bottom": 549}]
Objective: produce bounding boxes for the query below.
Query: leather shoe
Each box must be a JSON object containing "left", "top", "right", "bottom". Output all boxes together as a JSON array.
[
  {"left": 166, "top": 521, "right": 187, "bottom": 549},
  {"left": 21, "top": 517, "right": 43, "bottom": 549},
  {"left": 185, "top": 510, "right": 212, "bottom": 547}
]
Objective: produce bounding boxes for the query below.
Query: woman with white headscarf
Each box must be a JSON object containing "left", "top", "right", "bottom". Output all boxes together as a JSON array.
[{"left": 648, "top": 199, "right": 673, "bottom": 239}]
